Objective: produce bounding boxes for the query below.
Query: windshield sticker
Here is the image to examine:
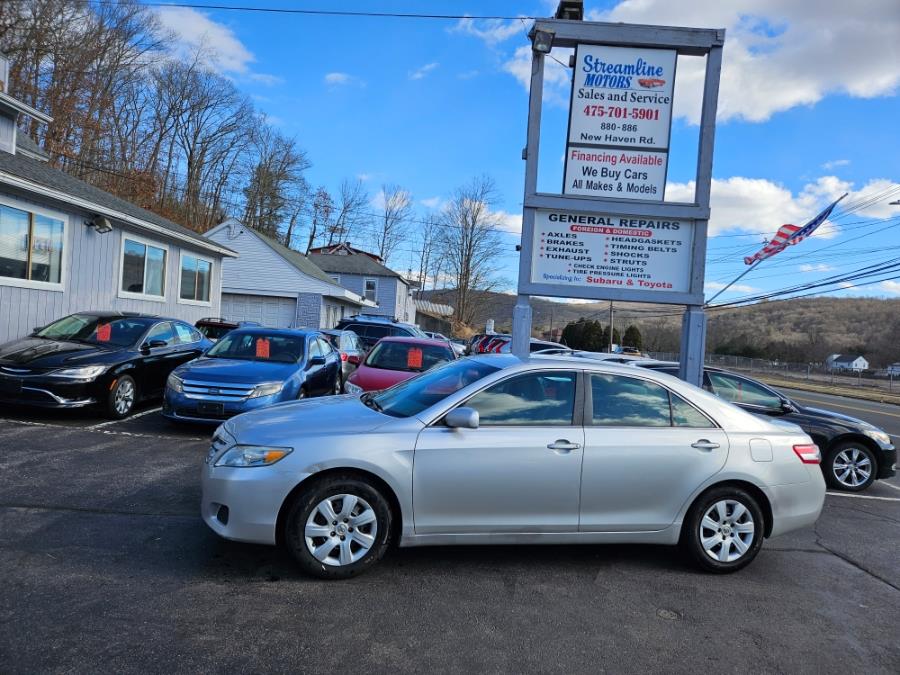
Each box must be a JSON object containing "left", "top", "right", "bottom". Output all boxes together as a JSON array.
[
  {"left": 407, "top": 347, "right": 423, "bottom": 370},
  {"left": 96, "top": 324, "right": 111, "bottom": 342},
  {"left": 256, "top": 337, "right": 270, "bottom": 359}
]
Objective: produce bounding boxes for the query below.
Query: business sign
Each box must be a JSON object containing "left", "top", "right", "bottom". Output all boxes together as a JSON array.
[
  {"left": 564, "top": 44, "right": 676, "bottom": 200},
  {"left": 530, "top": 210, "right": 693, "bottom": 293}
]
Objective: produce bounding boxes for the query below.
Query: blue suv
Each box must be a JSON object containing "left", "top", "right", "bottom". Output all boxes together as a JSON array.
[{"left": 163, "top": 328, "right": 341, "bottom": 423}]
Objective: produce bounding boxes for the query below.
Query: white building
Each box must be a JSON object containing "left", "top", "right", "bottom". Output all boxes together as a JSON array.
[{"left": 829, "top": 354, "right": 869, "bottom": 372}]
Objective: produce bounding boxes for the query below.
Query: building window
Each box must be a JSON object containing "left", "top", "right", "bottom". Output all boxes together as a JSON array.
[
  {"left": 364, "top": 278, "right": 377, "bottom": 302},
  {"left": 0, "top": 202, "right": 64, "bottom": 286},
  {"left": 121, "top": 236, "right": 166, "bottom": 299},
  {"left": 179, "top": 253, "right": 212, "bottom": 303}
]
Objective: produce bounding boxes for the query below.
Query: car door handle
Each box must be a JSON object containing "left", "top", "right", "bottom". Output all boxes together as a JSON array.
[
  {"left": 691, "top": 439, "right": 720, "bottom": 451},
  {"left": 547, "top": 439, "right": 581, "bottom": 452}
]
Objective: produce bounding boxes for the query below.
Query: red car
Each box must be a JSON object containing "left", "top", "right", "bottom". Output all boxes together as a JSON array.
[{"left": 344, "top": 337, "right": 457, "bottom": 393}]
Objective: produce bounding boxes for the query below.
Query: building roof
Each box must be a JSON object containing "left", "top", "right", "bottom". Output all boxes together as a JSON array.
[
  {"left": 832, "top": 354, "right": 865, "bottom": 363},
  {"left": 415, "top": 298, "right": 454, "bottom": 318},
  {"left": 0, "top": 147, "right": 235, "bottom": 258},
  {"left": 308, "top": 241, "right": 384, "bottom": 262},
  {"left": 253, "top": 228, "right": 349, "bottom": 288},
  {"left": 14, "top": 133, "right": 49, "bottom": 161},
  {"left": 309, "top": 250, "right": 405, "bottom": 281}
]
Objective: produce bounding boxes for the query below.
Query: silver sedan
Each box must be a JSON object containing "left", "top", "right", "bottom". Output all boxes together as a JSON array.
[{"left": 201, "top": 355, "right": 826, "bottom": 579}]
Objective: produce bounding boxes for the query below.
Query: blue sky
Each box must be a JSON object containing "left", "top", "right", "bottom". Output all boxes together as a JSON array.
[{"left": 155, "top": 0, "right": 900, "bottom": 302}]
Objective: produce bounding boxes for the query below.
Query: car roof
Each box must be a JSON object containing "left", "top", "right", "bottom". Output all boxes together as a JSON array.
[
  {"left": 375, "top": 336, "right": 455, "bottom": 347},
  {"left": 227, "top": 327, "right": 318, "bottom": 337}
]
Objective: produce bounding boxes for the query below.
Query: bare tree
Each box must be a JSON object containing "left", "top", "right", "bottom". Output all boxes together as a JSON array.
[
  {"left": 438, "top": 176, "right": 505, "bottom": 327},
  {"left": 327, "top": 178, "right": 370, "bottom": 246},
  {"left": 372, "top": 184, "right": 412, "bottom": 263},
  {"left": 306, "top": 187, "right": 334, "bottom": 253}
]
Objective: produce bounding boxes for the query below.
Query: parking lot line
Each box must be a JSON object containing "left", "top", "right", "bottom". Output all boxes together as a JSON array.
[
  {"left": 826, "top": 492, "right": 900, "bottom": 502},
  {"left": 87, "top": 407, "right": 162, "bottom": 429},
  {"left": 880, "top": 481, "right": 900, "bottom": 492}
]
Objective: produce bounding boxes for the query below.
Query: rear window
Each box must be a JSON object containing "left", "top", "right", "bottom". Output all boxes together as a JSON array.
[
  {"left": 364, "top": 341, "right": 454, "bottom": 373},
  {"left": 196, "top": 324, "right": 235, "bottom": 341},
  {"left": 205, "top": 332, "right": 304, "bottom": 363}
]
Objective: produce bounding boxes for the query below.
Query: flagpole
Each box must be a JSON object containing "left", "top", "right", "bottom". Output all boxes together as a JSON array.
[
  {"left": 704, "top": 193, "right": 848, "bottom": 307},
  {"left": 705, "top": 260, "right": 762, "bottom": 305}
]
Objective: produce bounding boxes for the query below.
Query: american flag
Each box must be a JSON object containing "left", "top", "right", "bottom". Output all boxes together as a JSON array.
[{"left": 744, "top": 195, "right": 846, "bottom": 265}]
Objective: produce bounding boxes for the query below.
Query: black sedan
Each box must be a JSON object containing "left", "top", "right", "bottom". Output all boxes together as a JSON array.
[
  {"left": 0, "top": 312, "right": 212, "bottom": 419},
  {"left": 635, "top": 361, "right": 897, "bottom": 492}
]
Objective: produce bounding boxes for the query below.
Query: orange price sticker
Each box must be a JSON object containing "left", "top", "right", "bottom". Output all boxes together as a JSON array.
[
  {"left": 256, "top": 337, "right": 270, "bottom": 359},
  {"left": 407, "top": 347, "right": 423, "bottom": 370},
  {"left": 96, "top": 323, "right": 111, "bottom": 342}
]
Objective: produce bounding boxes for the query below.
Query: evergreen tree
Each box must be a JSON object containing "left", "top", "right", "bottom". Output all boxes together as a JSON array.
[{"left": 623, "top": 325, "right": 643, "bottom": 350}]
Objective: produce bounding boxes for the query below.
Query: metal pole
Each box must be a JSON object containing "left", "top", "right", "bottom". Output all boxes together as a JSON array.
[{"left": 608, "top": 301, "right": 613, "bottom": 353}]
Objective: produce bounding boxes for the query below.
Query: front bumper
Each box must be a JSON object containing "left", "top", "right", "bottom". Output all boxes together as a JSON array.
[
  {"left": 877, "top": 447, "right": 897, "bottom": 479},
  {"left": 200, "top": 455, "right": 308, "bottom": 545},
  {"left": 0, "top": 376, "right": 98, "bottom": 409},
  {"left": 163, "top": 389, "right": 283, "bottom": 423}
]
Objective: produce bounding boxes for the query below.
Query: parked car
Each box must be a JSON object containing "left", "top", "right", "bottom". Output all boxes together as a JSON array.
[
  {"left": 195, "top": 317, "right": 260, "bottom": 342},
  {"left": 0, "top": 311, "right": 211, "bottom": 418},
  {"left": 634, "top": 361, "right": 897, "bottom": 492},
  {"left": 424, "top": 331, "right": 465, "bottom": 357},
  {"left": 344, "top": 337, "right": 457, "bottom": 394},
  {"left": 473, "top": 335, "right": 566, "bottom": 354},
  {"left": 320, "top": 329, "right": 366, "bottom": 390},
  {"left": 163, "top": 328, "right": 341, "bottom": 423},
  {"left": 202, "top": 355, "right": 825, "bottom": 579},
  {"left": 334, "top": 314, "right": 427, "bottom": 351}
]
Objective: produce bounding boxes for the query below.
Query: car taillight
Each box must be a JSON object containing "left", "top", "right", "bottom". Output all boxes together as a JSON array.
[
  {"left": 340, "top": 352, "right": 348, "bottom": 362},
  {"left": 793, "top": 444, "right": 821, "bottom": 464}
]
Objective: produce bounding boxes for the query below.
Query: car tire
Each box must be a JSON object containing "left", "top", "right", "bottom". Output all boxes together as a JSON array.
[
  {"left": 106, "top": 375, "right": 137, "bottom": 419},
  {"left": 283, "top": 475, "right": 393, "bottom": 580},
  {"left": 681, "top": 486, "right": 764, "bottom": 574},
  {"left": 824, "top": 442, "right": 877, "bottom": 492}
]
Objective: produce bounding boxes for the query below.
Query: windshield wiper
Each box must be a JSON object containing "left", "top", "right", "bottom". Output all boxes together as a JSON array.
[{"left": 361, "top": 392, "right": 383, "bottom": 412}]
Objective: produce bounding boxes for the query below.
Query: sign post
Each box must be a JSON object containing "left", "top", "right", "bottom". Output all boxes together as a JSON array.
[{"left": 512, "top": 19, "right": 724, "bottom": 387}]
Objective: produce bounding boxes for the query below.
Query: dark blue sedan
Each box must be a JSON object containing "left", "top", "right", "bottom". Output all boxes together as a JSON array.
[{"left": 162, "top": 328, "right": 341, "bottom": 423}]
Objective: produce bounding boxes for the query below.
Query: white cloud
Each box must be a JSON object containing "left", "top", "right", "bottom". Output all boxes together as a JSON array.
[
  {"left": 665, "top": 176, "right": 898, "bottom": 238},
  {"left": 822, "top": 159, "right": 851, "bottom": 170},
  {"left": 409, "top": 62, "right": 439, "bottom": 80},
  {"left": 494, "top": 210, "right": 523, "bottom": 234},
  {"left": 879, "top": 280, "right": 900, "bottom": 294},
  {"left": 357, "top": 173, "right": 372, "bottom": 182},
  {"left": 503, "top": 1, "right": 900, "bottom": 122},
  {"left": 420, "top": 196, "right": 443, "bottom": 209},
  {"left": 324, "top": 72, "right": 363, "bottom": 87},
  {"left": 451, "top": 17, "right": 523, "bottom": 44},
  {"left": 799, "top": 263, "right": 834, "bottom": 272},
  {"left": 705, "top": 281, "right": 759, "bottom": 293},
  {"left": 503, "top": 45, "right": 573, "bottom": 104}
]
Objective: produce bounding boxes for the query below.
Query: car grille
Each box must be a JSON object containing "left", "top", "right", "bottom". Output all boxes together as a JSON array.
[{"left": 183, "top": 380, "right": 255, "bottom": 400}]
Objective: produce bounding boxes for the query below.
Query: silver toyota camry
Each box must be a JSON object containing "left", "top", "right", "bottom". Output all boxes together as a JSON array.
[{"left": 201, "top": 355, "right": 826, "bottom": 579}]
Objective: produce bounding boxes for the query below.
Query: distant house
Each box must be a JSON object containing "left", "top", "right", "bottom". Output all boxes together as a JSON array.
[
  {"left": 886, "top": 363, "right": 900, "bottom": 376},
  {"left": 205, "top": 219, "right": 374, "bottom": 329},
  {"left": 414, "top": 298, "right": 454, "bottom": 336},
  {"left": 309, "top": 242, "right": 415, "bottom": 324},
  {"left": 830, "top": 354, "right": 869, "bottom": 372},
  {"left": 0, "top": 54, "right": 236, "bottom": 343}
]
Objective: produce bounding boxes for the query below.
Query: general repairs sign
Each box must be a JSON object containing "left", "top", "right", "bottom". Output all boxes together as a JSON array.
[
  {"left": 531, "top": 210, "right": 693, "bottom": 293},
  {"left": 564, "top": 44, "right": 676, "bottom": 201}
]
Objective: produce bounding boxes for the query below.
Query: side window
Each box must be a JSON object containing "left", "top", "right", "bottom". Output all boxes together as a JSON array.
[
  {"left": 708, "top": 372, "right": 781, "bottom": 408},
  {"left": 670, "top": 392, "right": 715, "bottom": 428},
  {"left": 591, "top": 374, "right": 670, "bottom": 427},
  {"left": 309, "top": 338, "right": 322, "bottom": 358},
  {"left": 145, "top": 321, "right": 176, "bottom": 346},
  {"left": 318, "top": 337, "right": 333, "bottom": 355},
  {"left": 465, "top": 371, "right": 577, "bottom": 426},
  {"left": 173, "top": 322, "right": 196, "bottom": 344},
  {"left": 366, "top": 325, "right": 390, "bottom": 340}
]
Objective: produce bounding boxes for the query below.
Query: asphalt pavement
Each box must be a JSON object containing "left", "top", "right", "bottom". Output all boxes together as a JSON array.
[{"left": 1, "top": 402, "right": 898, "bottom": 674}]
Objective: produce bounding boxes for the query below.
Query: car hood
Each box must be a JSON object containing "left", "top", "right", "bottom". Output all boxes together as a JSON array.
[
  {"left": 799, "top": 405, "right": 878, "bottom": 430},
  {"left": 0, "top": 337, "right": 123, "bottom": 370},
  {"left": 176, "top": 357, "right": 298, "bottom": 383},
  {"left": 348, "top": 364, "right": 416, "bottom": 391},
  {"left": 223, "top": 395, "right": 392, "bottom": 444}
]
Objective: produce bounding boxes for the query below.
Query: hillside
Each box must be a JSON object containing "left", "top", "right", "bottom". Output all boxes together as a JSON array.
[{"left": 422, "top": 291, "right": 900, "bottom": 367}]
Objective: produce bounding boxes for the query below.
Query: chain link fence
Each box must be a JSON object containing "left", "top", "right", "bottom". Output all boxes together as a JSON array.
[{"left": 648, "top": 352, "right": 900, "bottom": 394}]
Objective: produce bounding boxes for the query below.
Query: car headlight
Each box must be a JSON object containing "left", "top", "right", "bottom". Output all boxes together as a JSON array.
[
  {"left": 863, "top": 429, "right": 892, "bottom": 446},
  {"left": 167, "top": 373, "right": 184, "bottom": 393},
  {"left": 249, "top": 382, "right": 284, "bottom": 398},
  {"left": 52, "top": 365, "right": 106, "bottom": 380},
  {"left": 214, "top": 445, "right": 292, "bottom": 467},
  {"left": 345, "top": 381, "right": 363, "bottom": 395}
]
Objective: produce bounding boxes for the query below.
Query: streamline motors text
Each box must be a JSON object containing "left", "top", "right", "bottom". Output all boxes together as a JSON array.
[{"left": 581, "top": 55, "right": 664, "bottom": 89}]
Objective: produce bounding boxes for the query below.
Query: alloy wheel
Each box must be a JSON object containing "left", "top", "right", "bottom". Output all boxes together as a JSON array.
[
  {"left": 304, "top": 494, "right": 378, "bottom": 566},
  {"left": 699, "top": 499, "right": 755, "bottom": 563},
  {"left": 114, "top": 380, "right": 135, "bottom": 415},
  {"left": 832, "top": 447, "right": 872, "bottom": 488}
]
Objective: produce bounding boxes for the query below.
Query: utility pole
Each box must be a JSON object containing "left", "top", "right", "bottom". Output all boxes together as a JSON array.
[{"left": 608, "top": 301, "right": 614, "bottom": 353}]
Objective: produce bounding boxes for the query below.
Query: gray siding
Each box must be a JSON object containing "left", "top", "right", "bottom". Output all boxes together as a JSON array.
[
  {"left": 334, "top": 273, "right": 410, "bottom": 320},
  {"left": 295, "top": 293, "right": 322, "bottom": 329},
  {"left": 0, "top": 189, "right": 223, "bottom": 343}
]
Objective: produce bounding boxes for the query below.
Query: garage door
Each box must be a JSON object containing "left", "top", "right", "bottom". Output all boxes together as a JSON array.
[{"left": 221, "top": 293, "right": 296, "bottom": 328}]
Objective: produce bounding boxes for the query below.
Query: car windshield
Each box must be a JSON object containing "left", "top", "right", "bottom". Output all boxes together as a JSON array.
[
  {"left": 36, "top": 314, "right": 149, "bottom": 348},
  {"left": 364, "top": 341, "right": 454, "bottom": 373},
  {"left": 206, "top": 332, "right": 304, "bottom": 363},
  {"left": 368, "top": 359, "right": 500, "bottom": 418}
]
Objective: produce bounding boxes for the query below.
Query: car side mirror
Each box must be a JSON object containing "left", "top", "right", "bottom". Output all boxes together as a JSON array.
[
  {"left": 348, "top": 354, "right": 361, "bottom": 365},
  {"left": 445, "top": 407, "right": 479, "bottom": 429},
  {"left": 31, "top": 326, "right": 44, "bottom": 336},
  {"left": 781, "top": 399, "right": 797, "bottom": 413},
  {"left": 308, "top": 355, "right": 326, "bottom": 367},
  {"left": 142, "top": 340, "right": 168, "bottom": 352}
]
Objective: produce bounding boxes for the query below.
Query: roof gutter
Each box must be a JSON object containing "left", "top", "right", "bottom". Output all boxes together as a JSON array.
[
  {"left": 0, "top": 92, "right": 53, "bottom": 124},
  {"left": 0, "top": 170, "right": 238, "bottom": 258}
]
